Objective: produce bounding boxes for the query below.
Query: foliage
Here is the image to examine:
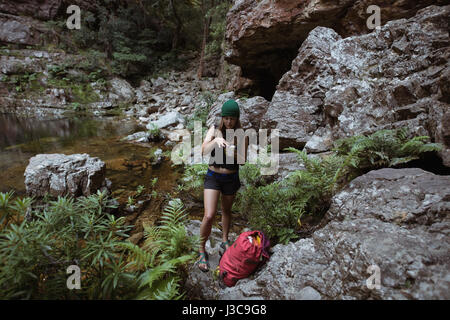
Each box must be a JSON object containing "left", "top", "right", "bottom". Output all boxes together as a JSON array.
[
  {"left": 177, "top": 163, "right": 209, "bottom": 200},
  {"left": 0, "top": 191, "right": 197, "bottom": 300},
  {"left": 3, "top": 72, "right": 39, "bottom": 92},
  {"left": 333, "top": 128, "right": 443, "bottom": 180},
  {"left": 147, "top": 123, "right": 162, "bottom": 139},
  {"left": 120, "top": 198, "right": 198, "bottom": 299},
  {"left": 0, "top": 190, "right": 135, "bottom": 299},
  {"left": 235, "top": 153, "right": 343, "bottom": 244},
  {"left": 205, "top": 2, "right": 232, "bottom": 58},
  {"left": 234, "top": 129, "right": 443, "bottom": 245}
]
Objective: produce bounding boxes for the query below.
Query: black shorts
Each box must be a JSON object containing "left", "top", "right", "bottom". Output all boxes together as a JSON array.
[{"left": 204, "top": 168, "right": 241, "bottom": 195}]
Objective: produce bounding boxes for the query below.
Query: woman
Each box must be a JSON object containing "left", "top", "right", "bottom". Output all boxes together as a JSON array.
[{"left": 197, "top": 99, "right": 248, "bottom": 272}]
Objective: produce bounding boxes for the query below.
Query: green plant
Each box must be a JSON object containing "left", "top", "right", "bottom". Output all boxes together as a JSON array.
[
  {"left": 333, "top": 128, "right": 443, "bottom": 180},
  {"left": 177, "top": 163, "right": 208, "bottom": 200},
  {"left": 136, "top": 185, "right": 145, "bottom": 197},
  {"left": 234, "top": 128, "right": 443, "bottom": 245},
  {"left": 120, "top": 198, "right": 198, "bottom": 299},
  {"left": 127, "top": 196, "right": 135, "bottom": 206},
  {"left": 0, "top": 191, "right": 16, "bottom": 226},
  {"left": 147, "top": 123, "right": 161, "bottom": 139},
  {"left": 0, "top": 190, "right": 136, "bottom": 299}
]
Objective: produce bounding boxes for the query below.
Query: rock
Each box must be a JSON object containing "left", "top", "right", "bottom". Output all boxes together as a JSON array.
[
  {"left": 0, "top": 13, "right": 44, "bottom": 45},
  {"left": 0, "top": 0, "right": 97, "bottom": 21},
  {"left": 206, "top": 92, "right": 269, "bottom": 130},
  {"left": 214, "top": 168, "right": 450, "bottom": 300},
  {"left": 24, "top": 153, "right": 106, "bottom": 198},
  {"left": 123, "top": 131, "right": 151, "bottom": 143},
  {"left": 108, "top": 77, "right": 135, "bottom": 104},
  {"left": 184, "top": 220, "right": 238, "bottom": 299},
  {"left": 150, "top": 148, "right": 164, "bottom": 166},
  {"left": 224, "top": 0, "right": 449, "bottom": 93},
  {"left": 0, "top": 0, "right": 62, "bottom": 21},
  {"left": 260, "top": 5, "right": 450, "bottom": 164},
  {"left": 127, "top": 232, "right": 144, "bottom": 245},
  {"left": 273, "top": 153, "right": 305, "bottom": 182},
  {"left": 180, "top": 95, "right": 193, "bottom": 106},
  {"left": 160, "top": 128, "right": 191, "bottom": 142},
  {"left": 146, "top": 111, "right": 186, "bottom": 130}
]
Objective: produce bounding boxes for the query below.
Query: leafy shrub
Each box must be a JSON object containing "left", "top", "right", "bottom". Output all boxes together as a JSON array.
[
  {"left": 333, "top": 128, "right": 443, "bottom": 180},
  {"left": 235, "top": 153, "right": 344, "bottom": 244},
  {"left": 0, "top": 191, "right": 197, "bottom": 300},
  {"left": 234, "top": 129, "right": 443, "bottom": 245},
  {"left": 121, "top": 198, "right": 198, "bottom": 299},
  {"left": 0, "top": 191, "right": 134, "bottom": 299}
]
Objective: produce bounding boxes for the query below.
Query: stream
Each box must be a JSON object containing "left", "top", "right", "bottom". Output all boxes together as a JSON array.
[{"left": 0, "top": 113, "right": 181, "bottom": 197}]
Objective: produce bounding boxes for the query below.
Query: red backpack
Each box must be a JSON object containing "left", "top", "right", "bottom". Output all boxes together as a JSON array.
[{"left": 219, "top": 230, "right": 270, "bottom": 287}]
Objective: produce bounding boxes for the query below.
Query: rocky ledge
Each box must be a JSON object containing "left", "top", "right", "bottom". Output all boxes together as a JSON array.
[{"left": 186, "top": 168, "right": 450, "bottom": 300}]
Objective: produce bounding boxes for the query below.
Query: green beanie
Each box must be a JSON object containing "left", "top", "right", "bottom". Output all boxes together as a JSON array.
[{"left": 221, "top": 99, "right": 240, "bottom": 118}]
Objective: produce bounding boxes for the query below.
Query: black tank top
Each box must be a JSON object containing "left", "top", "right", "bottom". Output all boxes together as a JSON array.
[
  {"left": 209, "top": 147, "right": 239, "bottom": 171},
  {"left": 208, "top": 129, "right": 239, "bottom": 171}
]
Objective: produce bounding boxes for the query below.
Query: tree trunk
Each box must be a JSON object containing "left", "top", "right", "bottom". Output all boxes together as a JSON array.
[
  {"left": 197, "top": 0, "right": 214, "bottom": 78},
  {"left": 170, "top": 0, "right": 182, "bottom": 50}
]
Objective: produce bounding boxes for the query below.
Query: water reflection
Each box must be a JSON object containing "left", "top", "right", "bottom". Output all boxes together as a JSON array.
[{"left": 0, "top": 113, "right": 179, "bottom": 197}]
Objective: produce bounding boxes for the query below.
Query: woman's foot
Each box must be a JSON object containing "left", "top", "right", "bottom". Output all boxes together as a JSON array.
[{"left": 197, "top": 251, "right": 209, "bottom": 272}]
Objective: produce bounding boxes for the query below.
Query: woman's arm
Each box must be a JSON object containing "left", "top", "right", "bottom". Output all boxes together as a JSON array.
[{"left": 202, "top": 126, "right": 228, "bottom": 155}]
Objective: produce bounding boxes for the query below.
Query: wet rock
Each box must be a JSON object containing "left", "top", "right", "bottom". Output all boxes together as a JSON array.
[
  {"left": 214, "top": 168, "right": 450, "bottom": 300},
  {"left": 150, "top": 148, "right": 164, "bottom": 166},
  {"left": 24, "top": 153, "right": 106, "bottom": 198}
]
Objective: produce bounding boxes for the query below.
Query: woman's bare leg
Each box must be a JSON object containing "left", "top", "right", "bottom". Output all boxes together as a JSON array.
[
  {"left": 221, "top": 193, "right": 236, "bottom": 245},
  {"left": 199, "top": 189, "right": 220, "bottom": 259}
]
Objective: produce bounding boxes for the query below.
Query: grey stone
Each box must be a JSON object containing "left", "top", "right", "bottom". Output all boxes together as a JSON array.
[
  {"left": 24, "top": 153, "right": 106, "bottom": 198},
  {"left": 260, "top": 5, "right": 450, "bottom": 164},
  {"left": 146, "top": 111, "right": 186, "bottom": 130},
  {"left": 187, "top": 168, "right": 450, "bottom": 300}
]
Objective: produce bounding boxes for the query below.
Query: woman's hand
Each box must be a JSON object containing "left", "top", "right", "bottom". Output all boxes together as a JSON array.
[{"left": 214, "top": 137, "right": 229, "bottom": 148}]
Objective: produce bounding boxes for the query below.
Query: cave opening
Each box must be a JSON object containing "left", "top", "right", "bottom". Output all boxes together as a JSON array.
[{"left": 235, "top": 47, "right": 299, "bottom": 101}]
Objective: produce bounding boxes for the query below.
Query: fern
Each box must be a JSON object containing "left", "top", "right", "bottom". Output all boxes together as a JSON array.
[
  {"left": 233, "top": 128, "right": 442, "bottom": 245},
  {"left": 334, "top": 128, "right": 443, "bottom": 174},
  {"left": 122, "top": 198, "right": 198, "bottom": 300}
]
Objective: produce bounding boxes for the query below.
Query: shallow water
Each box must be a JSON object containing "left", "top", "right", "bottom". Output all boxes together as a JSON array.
[{"left": 0, "top": 113, "right": 180, "bottom": 197}]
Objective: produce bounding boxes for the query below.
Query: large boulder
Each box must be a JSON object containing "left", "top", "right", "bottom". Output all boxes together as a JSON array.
[
  {"left": 24, "top": 153, "right": 107, "bottom": 198},
  {"left": 213, "top": 168, "right": 450, "bottom": 300},
  {"left": 225, "top": 0, "right": 449, "bottom": 94},
  {"left": 0, "top": 0, "right": 62, "bottom": 21},
  {"left": 107, "top": 78, "right": 136, "bottom": 105},
  {"left": 0, "top": 13, "right": 45, "bottom": 45},
  {"left": 206, "top": 92, "right": 269, "bottom": 130},
  {"left": 260, "top": 5, "right": 450, "bottom": 166},
  {"left": 0, "top": 0, "right": 98, "bottom": 21},
  {"left": 146, "top": 111, "right": 186, "bottom": 130}
]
